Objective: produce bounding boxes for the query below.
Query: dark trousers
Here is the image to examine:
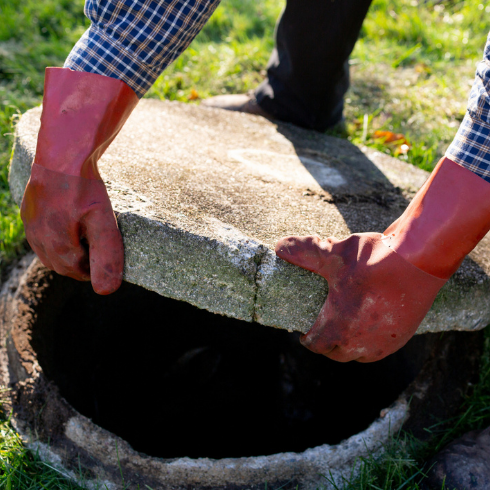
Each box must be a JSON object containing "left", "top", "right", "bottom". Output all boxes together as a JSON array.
[{"left": 255, "top": 0, "right": 373, "bottom": 132}]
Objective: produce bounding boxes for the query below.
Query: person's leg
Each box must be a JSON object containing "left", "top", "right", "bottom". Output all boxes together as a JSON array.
[
  {"left": 256, "top": 0, "right": 373, "bottom": 131},
  {"left": 204, "top": 0, "right": 372, "bottom": 131}
]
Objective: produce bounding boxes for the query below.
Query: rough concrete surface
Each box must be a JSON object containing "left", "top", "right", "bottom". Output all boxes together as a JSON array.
[{"left": 9, "top": 100, "right": 490, "bottom": 333}]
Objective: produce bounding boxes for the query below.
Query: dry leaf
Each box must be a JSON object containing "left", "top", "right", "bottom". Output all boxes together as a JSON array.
[
  {"left": 373, "top": 130, "right": 411, "bottom": 156},
  {"left": 373, "top": 130, "right": 406, "bottom": 143},
  {"left": 188, "top": 88, "right": 200, "bottom": 101}
]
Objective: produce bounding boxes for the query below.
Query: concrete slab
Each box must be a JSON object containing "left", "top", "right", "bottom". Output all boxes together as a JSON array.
[{"left": 9, "top": 99, "right": 490, "bottom": 334}]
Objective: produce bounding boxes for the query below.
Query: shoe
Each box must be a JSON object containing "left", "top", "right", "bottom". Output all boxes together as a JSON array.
[
  {"left": 201, "top": 93, "right": 273, "bottom": 119},
  {"left": 426, "top": 426, "right": 490, "bottom": 489}
]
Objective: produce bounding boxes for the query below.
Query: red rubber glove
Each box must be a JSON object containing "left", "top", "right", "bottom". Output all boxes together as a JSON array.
[
  {"left": 21, "top": 68, "right": 138, "bottom": 295},
  {"left": 276, "top": 157, "right": 490, "bottom": 362}
]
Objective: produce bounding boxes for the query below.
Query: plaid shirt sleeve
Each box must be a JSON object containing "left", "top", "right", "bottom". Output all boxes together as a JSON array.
[
  {"left": 64, "top": 0, "right": 221, "bottom": 98},
  {"left": 446, "top": 32, "right": 490, "bottom": 183}
]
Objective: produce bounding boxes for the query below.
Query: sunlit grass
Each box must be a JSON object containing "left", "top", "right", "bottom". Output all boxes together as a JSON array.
[
  {"left": 146, "top": 0, "right": 281, "bottom": 101},
  {"left": 0, "top": 410, "right": 88, "bottom": 489},
  {"left": 346, "top": 0, "right": 489, "bottom": 171},
  {"left": 0, "top": 96, "right": 28, "bottom": 271},
  {"left": 0, "top": 0, "right": 88, "bottom": 273}
]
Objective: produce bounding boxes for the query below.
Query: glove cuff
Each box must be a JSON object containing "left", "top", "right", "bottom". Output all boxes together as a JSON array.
[
  {"left": 383, "top": 157, "right": 490, "bottom": 279},
  {"left": 34, "top": 68, "right": 139, "bottom": 180}
]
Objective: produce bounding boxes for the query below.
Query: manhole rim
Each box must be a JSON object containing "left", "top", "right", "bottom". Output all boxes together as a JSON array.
[{"left": 0, "top": 253, "right": 474, "bottom": 490}]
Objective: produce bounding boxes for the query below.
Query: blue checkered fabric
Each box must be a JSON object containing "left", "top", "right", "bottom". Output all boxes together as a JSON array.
[
  {"left": 446, "top": 33, "right": 490, "bottom": 183},
  {"left": 64, "top": 0, "right": 221, "bottom": 97}
]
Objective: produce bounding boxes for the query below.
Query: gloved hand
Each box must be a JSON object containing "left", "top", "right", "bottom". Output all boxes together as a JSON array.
[
  {"left": 20, "top": 68, "right": 139, "bottom": 294},
  {"left": 276, "top": 157, "right": 490, "bottom": 362},
  {"left": 275, "top": 233, "right": 445, "bottom": 362}
]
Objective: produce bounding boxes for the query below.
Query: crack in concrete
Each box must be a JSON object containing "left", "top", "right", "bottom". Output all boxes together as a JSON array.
[{"left": 250, "top": 246, "right": 268, "bottom": 324}]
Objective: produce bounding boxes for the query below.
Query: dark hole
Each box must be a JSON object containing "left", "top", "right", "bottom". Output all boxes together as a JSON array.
[{"left": 32, "top": 276, "right": 434, "bottom": 460}]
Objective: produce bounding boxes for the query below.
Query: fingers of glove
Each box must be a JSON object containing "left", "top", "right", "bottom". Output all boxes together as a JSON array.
[
  {"left": 299, "top": 299, "right": 377, "bottom": 362},
  {"left": 83, "top": 207, "right": 124, "bottom": 295},
  {"left": 21, "top": 185, "right": 91, "bottom": 281},
  {"left": 326, "top": 344, "right": 385, "bottom": 363},
  {"left": 27, "top": 231, "right": 90, "bottom": 281},
  {"left": 301, "top": 331, "right": 381, "bottom": 363},
  {"left": 25, "top": 233, "right": 55, "bottom": 271},
  {"left": 43, "top": 233, "right": 91, "bottom": 281},
  {"left": 324, "top": 347, "right": 363, "bottom": 363},
  {"left": 299, "top": 300, "right": 338, "bottom": 355},
  {"left": 24, "top": 219, "right": 90, "bottom": 280},
  {"left": 302, "top": 307, "right": 410, "bottom": 363},
  {"left": 275, "top": 235, "right": 338, "bottom": 279}
]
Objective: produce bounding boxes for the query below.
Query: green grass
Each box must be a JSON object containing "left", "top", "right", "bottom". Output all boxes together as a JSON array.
[
  {"left": 1, "top": 0, "right": 490, "bottom": 488},
  {"left": 0, "top": 0, "right": 89, "bottom": 272},
  {"left": 0, "top": 104, "right": 25, "bottom": 267},
  {"left": 146, "top": 0, "right": 281, "bottom": 102},
  {"left": 0, "top": 415, "right": 84, "bottom": 489},
  {"left": 346, "top": 0, "right": 489, "bottom": 171}
]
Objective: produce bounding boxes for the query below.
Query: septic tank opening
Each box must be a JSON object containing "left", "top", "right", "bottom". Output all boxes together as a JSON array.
[{"left": 31, "top": 274, "right": 435, "bottom": 460}]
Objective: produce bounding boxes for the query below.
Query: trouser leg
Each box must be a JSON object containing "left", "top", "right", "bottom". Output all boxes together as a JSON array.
[{"left": 255, "top": 0, "right": 373, "bottom": 131}]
